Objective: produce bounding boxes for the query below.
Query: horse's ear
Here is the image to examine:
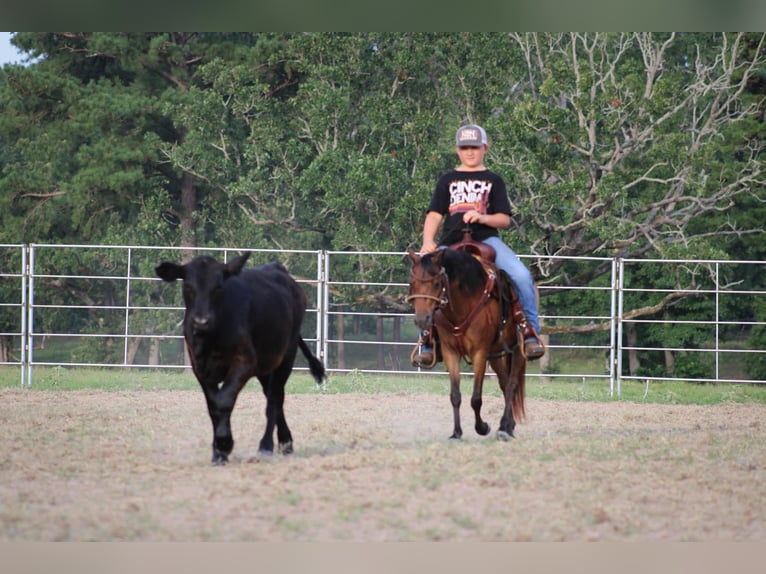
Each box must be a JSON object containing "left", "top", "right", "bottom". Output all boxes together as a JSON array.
[
  {"left": 407, "top": 248, "right": 420, "bottom": 265},
  {"left": 430, "top": 249, "right": 445, "bottom": 266}
]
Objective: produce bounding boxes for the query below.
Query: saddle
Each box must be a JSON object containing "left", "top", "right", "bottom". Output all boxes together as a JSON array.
[
  {"left": 449, "top": 229, "right": 496, "bottom": 266},
  {"left": 448, "top": 230, "right": 534, "bottom": 350},
  {"left": 446, "top": 231, "right": 515, "bottom": 339}
]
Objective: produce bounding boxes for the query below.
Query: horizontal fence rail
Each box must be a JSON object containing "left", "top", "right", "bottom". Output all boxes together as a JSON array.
[{"left": 0, "top": 244, "right": 763, "bottom": 394}]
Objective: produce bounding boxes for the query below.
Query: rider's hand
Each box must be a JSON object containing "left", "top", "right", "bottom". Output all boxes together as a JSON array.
[
  {"left": 462, "top": 210, "right": 483, "bottom": 225},
  {"left": 420, "top": 239, "right": 438, "bottom": 254}
]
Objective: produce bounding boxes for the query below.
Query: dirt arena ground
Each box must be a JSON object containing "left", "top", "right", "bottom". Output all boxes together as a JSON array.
[{"left": 0, "top": 388, "right": 764, "bottom": 541}]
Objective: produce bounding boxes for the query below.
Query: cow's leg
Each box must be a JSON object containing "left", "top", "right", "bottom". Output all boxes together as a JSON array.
[
  {"left": 208, "top": 377, "right": 246, "bottom": 465},
  {"left": 200, "top": 384, "right": 228, "bottom": 465},
  {"left": 258, "top": 359, "right": 294, "bottom": 456}
]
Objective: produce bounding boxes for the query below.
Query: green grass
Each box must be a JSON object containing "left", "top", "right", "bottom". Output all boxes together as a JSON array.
[{"left": 1, "top": 366, "right": 765, "bottom": 405}]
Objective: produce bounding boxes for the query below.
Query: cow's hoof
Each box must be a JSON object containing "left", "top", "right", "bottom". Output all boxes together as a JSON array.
[
  {"left": 278, "top": 441, "right": 293, "bottom": 455},
  {"left": 495, "top": 430, "right": 513, "bottom": 441},
  {"left": 256, "top": 449, "right": 275, "bottom": 460}
]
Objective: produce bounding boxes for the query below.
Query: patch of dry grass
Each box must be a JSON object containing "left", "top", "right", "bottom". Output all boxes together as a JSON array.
[{"left": 0, "top": 389, "right": 764, "bottom": 541}]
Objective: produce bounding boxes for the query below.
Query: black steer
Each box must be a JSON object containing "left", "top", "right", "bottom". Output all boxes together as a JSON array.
[{"left": 155, "top": 252, "right": 326, "bottom": 465}]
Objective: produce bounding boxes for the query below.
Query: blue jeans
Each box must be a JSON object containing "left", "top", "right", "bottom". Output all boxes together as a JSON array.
[{"left": 481, "top": 236, "right": 540, "bottom": 334}]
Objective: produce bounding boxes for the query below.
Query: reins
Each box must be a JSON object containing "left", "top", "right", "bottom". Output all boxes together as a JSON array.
[{"left": 433, "top": 269, "right": 497, "bottom": 364}]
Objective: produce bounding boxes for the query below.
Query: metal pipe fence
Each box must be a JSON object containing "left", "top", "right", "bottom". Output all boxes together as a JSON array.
[{"left": 0, "top": 243, "right": 763, "bottom": 394}]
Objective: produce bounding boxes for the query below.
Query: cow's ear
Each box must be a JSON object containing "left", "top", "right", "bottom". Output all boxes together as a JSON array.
[
  {"left": 224, "top": 252, "right": 251, "bottom": 278},
  {"left": 155, "top": 261, "right": 186, "bottom": 282}
]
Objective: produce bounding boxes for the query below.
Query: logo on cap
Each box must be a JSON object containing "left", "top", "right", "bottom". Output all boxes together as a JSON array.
[{"left": 456, "top": 125, "right": 486, "bottom": 147}]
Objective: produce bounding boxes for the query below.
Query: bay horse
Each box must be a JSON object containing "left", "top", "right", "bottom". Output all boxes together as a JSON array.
[{"left": 406, "top": 246, "right": 526, "bottom": 441}]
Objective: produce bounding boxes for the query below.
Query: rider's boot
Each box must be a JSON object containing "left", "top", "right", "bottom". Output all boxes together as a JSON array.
[
  {"left": 510, "top": 299, "right": 545, "bottom": 360},
  {"left": 411, "top": 329, "right": 438, "bottom": 369}
]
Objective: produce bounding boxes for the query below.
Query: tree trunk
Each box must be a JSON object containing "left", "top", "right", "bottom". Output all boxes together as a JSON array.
[
  {"left": 664, "top": 349, "right": 675, "bottom": 374},
  {"left": 377, "top": 316, "right": 384, "bottom": 370},
  {"left": 626, "top": 323, "right": 640, "bottom": 375},
  {"left": 180, "top": 171, "right": 196, "bottom": 261},
  {"left": 0, "top": 335, "right": 11, "bottom": 363},
  {"left": 126, "top": 338, "right": 141, "bottom": 365},
  {"left": 149, "top": 339, "right": 160, "bottom": 366},
  {"left": 392, "top": 316, "right": 401, "bottom": 370},
  {"left": 538, "top": 333, "right": 551, "bottom": 374},
  {"left": 336, "top": 311, "right": 345, "bottom": 370}
]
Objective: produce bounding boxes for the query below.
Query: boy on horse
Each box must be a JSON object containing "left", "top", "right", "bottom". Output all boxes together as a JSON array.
[{"left": 412, "top": 123, "right": 545, "bottom": 368}]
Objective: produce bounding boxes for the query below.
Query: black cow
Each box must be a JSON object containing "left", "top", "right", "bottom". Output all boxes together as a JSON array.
[{"left": 155, "top": 252, "right": 326, "bottom": 465}]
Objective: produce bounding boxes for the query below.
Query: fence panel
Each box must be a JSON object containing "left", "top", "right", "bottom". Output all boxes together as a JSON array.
[
  {"left": 0, "top": 244, "right": 763, "bottom": 392},
  {"left": 23, "top": 245, "right": 321, "bottom": 385},
  {"left": 0, "top": 244, "right": 26, "bottom": 386}
]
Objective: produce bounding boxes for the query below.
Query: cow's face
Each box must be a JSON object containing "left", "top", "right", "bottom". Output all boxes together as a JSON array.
[{"left": 156, "top": 253, "right": 251, "bottom": 334}]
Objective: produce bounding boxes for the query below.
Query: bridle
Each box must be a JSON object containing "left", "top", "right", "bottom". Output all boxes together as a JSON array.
[{"left": 405, "top": 266, "right": 449, "bottom": 307}]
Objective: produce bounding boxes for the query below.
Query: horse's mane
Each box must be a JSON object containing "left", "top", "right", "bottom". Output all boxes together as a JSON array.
[{"left": 422, "top": 249, "right": 487, "bottom": 294}]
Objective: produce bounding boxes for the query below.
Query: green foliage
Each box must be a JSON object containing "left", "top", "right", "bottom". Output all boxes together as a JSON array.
[{"left": 1, "top": 32, "right": 764, "bottom": 360}]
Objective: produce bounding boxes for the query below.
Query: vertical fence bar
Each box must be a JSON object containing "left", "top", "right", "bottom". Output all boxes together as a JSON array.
[
  {"left": 615, "top": 258, "right": 625, "bottom": 397},
  {"left": 315, "top": 250, "right": 324, "bottom": 362},
  {"left": 25, "top": 246, "right": 35, "bottom": 387},
  {"left": 20, "top": 245, "right": 28, "bottom": 387},
  {"left": 321, "top": 251, "right": 330, "bottom": 369},
  {"left": 609, "top": 257, "right": 618, "bottom": 397},
  {"left": 123, "top": 247, "right": 133, "bottom": 366},
  {"left": 715, "top": 262, "right": 720, "bottom": 381}
]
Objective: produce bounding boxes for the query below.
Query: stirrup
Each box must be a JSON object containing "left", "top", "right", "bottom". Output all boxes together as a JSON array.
[{"left": 410, "top": 338, "right": 437, "bottom": 369}]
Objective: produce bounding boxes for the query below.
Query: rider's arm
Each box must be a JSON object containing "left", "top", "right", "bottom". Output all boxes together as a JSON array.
[{"left": 420, "top": 211, "right": 444, "bottom": 253}]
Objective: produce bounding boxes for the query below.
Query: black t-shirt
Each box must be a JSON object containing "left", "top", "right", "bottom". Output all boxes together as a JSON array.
[{"left": 426, "top": 169, "right": 512, "bottom": 246}]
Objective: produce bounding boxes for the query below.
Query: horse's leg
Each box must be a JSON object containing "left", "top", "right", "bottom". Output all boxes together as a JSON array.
[
  {"left": 491, "top": 355, "right": 515, "bottom": 441},
  {"left": 470, "top": 354, "right": 491, "bottom": 436},
  {"left": 443, "top": 351, "right": 463, "bottom": 440}
]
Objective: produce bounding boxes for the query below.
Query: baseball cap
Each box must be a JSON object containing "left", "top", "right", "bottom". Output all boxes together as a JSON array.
[{"left": 455, "top": 124, "right": 487, "bottom": 147}]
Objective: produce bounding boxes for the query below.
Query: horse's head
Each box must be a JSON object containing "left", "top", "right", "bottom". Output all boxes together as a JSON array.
[{"left": 406, "top": 248, "right": 448, "bottom": 330}]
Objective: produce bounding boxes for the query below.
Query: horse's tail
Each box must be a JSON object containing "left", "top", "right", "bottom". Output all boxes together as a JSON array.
[
  {"left": 298, "top": 336, "right": 327, "bottom": 385},
  {"left": 511, "top": 345, "right": 527, "bottom": 423}
]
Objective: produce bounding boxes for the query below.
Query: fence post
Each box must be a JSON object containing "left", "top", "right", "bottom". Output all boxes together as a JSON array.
[
  {"left": 320, "top": 251, "right": 330, "bottom": 368},
  {"left": 315, "top": 250, "right": 325, "bottom": 363},
  {"left": 25, "top": 246, "right": 35, "bottom": 387},
  {"left": 609, "top": 257, "right": 618, "bottom": 397},
  {"left": 20, "top": 245, "right": 29, "bottom": 387},
  {"left": 615, "top": 258, "right": 625, "bottom": 397},
  {"left": 123, "top": 247, "right": 133, "bottom": 366}
]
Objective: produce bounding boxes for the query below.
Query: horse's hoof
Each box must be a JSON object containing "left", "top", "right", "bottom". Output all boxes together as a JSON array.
[
  {"left": 495, "top": 430, "right": 514, "bottom": 441},
  {"left": 278, "top": 441, "right": 293, "bottom": 455},
  {"left": 449, "top": 433, "right": 462, "bottom": 440},
  {"left": 476, "top": 422, "right": 491, "bottom": 436}
]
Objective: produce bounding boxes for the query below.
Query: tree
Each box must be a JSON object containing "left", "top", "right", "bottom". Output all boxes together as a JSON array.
[{"left": 1, "top": 33, "right": 764, "bottom": 371}]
